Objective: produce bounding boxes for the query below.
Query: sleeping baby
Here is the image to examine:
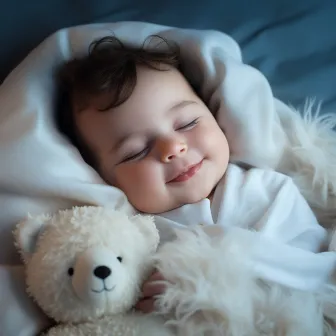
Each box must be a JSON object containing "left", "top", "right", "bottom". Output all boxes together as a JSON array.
[{"left": 56, "top": 35, "right": 331, "bottom": 314}]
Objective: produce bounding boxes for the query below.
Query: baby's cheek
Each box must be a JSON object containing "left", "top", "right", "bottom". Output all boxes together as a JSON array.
[
  {"left": 131, "top": 162, "right": 157, "bottom": 183},
  {"left": 115, "top": 162, "right": 160, "bottom": 194},
  {"left": 118, "top": 162, "right": 166, "bottom": 212},
  {"left": 204, "top": 123, "right": 228, "bottom": 151},
  {"left": 193, "top": 123, "right": 217, "bottom": 149}
]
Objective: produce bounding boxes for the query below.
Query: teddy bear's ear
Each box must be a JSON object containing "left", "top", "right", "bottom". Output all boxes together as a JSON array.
[
  {"left": 131, "top": 215, "right": 160, "bottom": 253},
  {"left": 14, "top": 213, "right": 52, "bottom": 263}
]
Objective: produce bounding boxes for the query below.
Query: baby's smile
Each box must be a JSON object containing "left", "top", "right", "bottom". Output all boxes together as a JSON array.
[{"left": 166, "top": 159, "right": 204, "bottom": 183}]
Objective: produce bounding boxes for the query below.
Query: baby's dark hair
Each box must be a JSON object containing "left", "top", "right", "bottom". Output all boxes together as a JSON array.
[{"left": 55, "top": 35, "right": 181, "bottom": 169}]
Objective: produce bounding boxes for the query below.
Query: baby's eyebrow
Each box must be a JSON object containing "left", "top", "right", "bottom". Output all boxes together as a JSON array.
[{"left": 168, "top": 100, "right": 196, "bottom": 112}]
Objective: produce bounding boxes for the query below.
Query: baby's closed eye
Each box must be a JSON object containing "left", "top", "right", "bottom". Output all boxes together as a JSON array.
[
  {"left": 176, "top": 118, "right": 199, "bottom": 131},
  {"left": 121, "top": 147, "right": 151, "bottom": 162}
]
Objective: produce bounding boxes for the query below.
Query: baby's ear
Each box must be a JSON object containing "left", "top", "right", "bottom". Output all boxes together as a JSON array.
[
  {"left": 131, "top": 215, "right": 160, "bottom": 253},
  {"left": 14, "top": 213, "right": 51, "bottom": 263}
]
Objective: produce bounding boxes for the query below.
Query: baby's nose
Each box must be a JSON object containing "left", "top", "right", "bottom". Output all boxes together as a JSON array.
[{"left": 158, "top": 138, "right": 188, "bottom": 163}]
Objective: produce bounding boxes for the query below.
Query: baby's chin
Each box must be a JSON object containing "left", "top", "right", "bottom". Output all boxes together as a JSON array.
[
  {"left": 183, "top": 187, "right": 215, "bottom": 205},
  {"left": 133, "top": 200, "right": 181, "bottom": 215},
  {"left": 134, "top": 188, "right": 215, "bottom": 214}
]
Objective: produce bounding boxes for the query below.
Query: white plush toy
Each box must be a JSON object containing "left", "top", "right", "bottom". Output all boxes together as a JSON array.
[{"left": 14, "top": 206, "right": 174, "bottom": 336}]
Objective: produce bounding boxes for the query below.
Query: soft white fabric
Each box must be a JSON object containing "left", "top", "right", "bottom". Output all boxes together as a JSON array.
[
  {"left": 0, "top": 21, "right": 334, "bottom": 335},
  {"left": 0, "top": 266, "right": 52, "bottom": 336},
  {"left": 155, "top": 164, "right": 336, "bottom": 291}
]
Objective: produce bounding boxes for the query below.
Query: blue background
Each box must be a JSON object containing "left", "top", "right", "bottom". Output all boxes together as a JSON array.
[{"left": 1, "top": 0, "right": 335, "bottom": 113}]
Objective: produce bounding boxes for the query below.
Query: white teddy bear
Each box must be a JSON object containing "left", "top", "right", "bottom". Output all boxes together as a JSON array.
[
  {"left": 14, "top": 206, "right": 174, "bottom": 336},
  {"left": 14, "top": 205, "right": 335, "bottom": 336}
]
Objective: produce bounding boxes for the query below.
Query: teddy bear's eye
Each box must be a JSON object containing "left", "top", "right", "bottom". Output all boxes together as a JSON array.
[
  {"left": 68, "top": 267, "right": 74, "bottom": 276},
  {"left": 117, "top": 256, "right": 122, "bottom": 263}
]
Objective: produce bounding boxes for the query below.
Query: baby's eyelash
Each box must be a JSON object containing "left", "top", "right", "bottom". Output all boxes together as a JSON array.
[
  {"left": 177, "top": 118, "right": 199, "bottom": 131},
  {"left": 122, "top": 147, "right": 150, "bottom": 162}
]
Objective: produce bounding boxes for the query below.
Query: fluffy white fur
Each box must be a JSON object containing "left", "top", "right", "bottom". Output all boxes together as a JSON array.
[
  {"left": 155, "top": 227, "right": 335, "bottom": 336},
  {"left": 14, "top": 206, "right": 174, "bottom": 336},
  {"left": 278, "top": 100, "right": 336, "bottom": 230},
  {"left": 280, "top": 101, "right": 336, "bottom": 291}
]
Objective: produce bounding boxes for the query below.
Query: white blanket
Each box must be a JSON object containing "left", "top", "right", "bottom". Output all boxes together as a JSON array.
[{"left": 0, "top": 22, "right": 335, "bottom": 335}]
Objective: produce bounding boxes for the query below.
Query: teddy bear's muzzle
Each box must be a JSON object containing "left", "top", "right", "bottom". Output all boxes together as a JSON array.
[
  {"left": 92, "top": 266, "right": 116, "bottom": 293},
  {"left": 70, "top": 246, "right": 126, "bottom": 306}
]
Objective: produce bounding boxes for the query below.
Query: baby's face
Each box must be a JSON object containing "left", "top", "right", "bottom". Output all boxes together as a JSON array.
[{"left": 76, "top": 66, "right": 229, "bottom": 213}]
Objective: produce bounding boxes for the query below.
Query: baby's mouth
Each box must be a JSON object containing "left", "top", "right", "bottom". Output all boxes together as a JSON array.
[{"left": 167, "top": 160, "right": 203, "bottom": 183}]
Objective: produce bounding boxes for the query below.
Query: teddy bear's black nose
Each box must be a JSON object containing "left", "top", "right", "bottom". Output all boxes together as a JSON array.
[{"left": 93, "top": 266, "right": 111, "bottom": 279}]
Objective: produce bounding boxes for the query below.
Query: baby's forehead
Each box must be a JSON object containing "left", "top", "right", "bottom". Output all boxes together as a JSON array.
[
  {"left": 74, "top": 66, "right": 203, "bottom": 150},
  {"left": 73, "top": 65, "right": 192, "bottom": 112}
]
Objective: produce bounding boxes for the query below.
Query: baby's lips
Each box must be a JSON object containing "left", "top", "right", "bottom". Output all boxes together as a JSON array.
[{"left": 167, "top": 159, "right": 203, "bottom": 183}]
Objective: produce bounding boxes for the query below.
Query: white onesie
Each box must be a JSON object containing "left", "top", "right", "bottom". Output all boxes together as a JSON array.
[{"left": 154, "top": 164, "right": 336, "bottom": 291}]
